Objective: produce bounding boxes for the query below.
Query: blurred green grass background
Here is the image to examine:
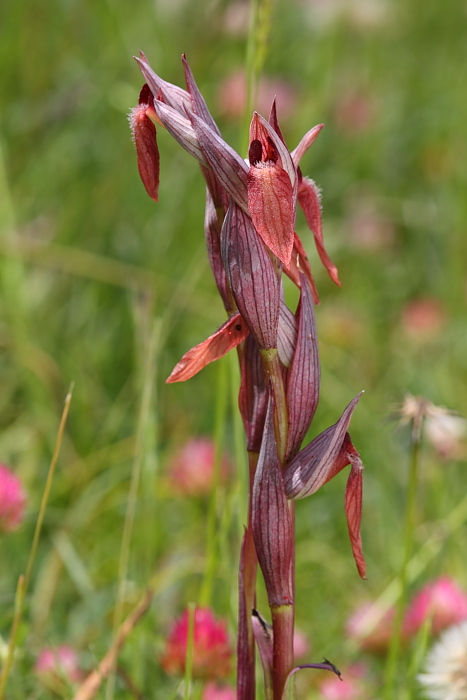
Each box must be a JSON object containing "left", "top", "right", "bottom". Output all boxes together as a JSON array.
[{"left": 1, "top": 0, "right": 467, "bottom": 696}]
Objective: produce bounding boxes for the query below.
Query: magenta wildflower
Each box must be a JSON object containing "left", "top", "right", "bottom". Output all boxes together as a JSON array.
[
  {"left": 168, "top": 437, "right": 230, "bottom": 496},
  {"left": 0, "top": 463, "right": 27, "bottom": 533},
  {"left": 203, "top": 682, "right": 237, "bottom": 700},
  {"left": 35, "top": 645, "right": 83, "bottom": 684},
  {"left": 346, "top": 601, "right": 395, "bottom": 654},
  {"left": 161, "top": 607, "right": 232, "bottom": 680},
  {"left": 405, "top": 577, "right": 467, "bottom": 638}
]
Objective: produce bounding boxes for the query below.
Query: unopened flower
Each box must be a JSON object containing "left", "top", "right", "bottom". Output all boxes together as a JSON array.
[
  {"left": 283, "top": 393, "right": 366, "bottom": 578},
  {"left": 35, "top": 645, "right": 83, "bottom": 684},
  {"left": 203, "top": 682, "right": 236, "bottom": 700},
  {"left": 168, "top": 438, "right": 230, "bottom": 496},
  {"left": 345, "top": 601, "right": 395, "bottom": 654},
  {"left": 418, "top": 621, "right": 467, "bottom": 700},
  {"left": 405, "top": 577, "right": 467, "bottom": 638},
  {"left": 0, "top": 464, "right": 27, "bottom": 533},
  {"left": 161, "top": 607, "right": 232, "bottom": 680}
]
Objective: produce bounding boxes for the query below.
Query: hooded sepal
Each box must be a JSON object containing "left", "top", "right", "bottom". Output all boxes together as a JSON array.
[
  {"left": 221, "top": 201, "right": 280, "bottom": 350},
  {"left": 129, "top": 85, "right": 160, "bottom": 201},
  {"left": 285, "top": 274, "right": 320, "bottom": 463},
  {"left": 153, "top": 98, "right": 208, "bottom": 165},
  {"left": 297, "top": 176, "right": 340, "bottom": 286},
  {"left": 135, "top": 53, "right": 191, "bottom": 114},
  {"left": 182, "top": 54, "right": 221, "bottom": 136},
  {"left": 283, "top": 392, "right": 363, "bottom": 499},
  {"left": 239, "top": 334, "right": 269, "bottom": 453},
  {"left": 189, "top": 110, "right": 249, "bottom": 212},
  {"left": 250, "top": 112, "right": 297, "bottom": 189},
  {"left": 166, "top": 312, "right": 248, "bottom": 383},
  {"left": 247, "top": 113, "right": 296, "bottom": 267},
  {"left": 252, "top": 396, "right": 294, "bottom": 608}
]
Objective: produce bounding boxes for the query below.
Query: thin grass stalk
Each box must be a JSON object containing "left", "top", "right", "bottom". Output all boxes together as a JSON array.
[
  {"left": 242, "top": 0, "right": 274, "bottom": 152},
  {"left": 0, "top": 575, "right": 25, "bottom": 700},
  {"left": 0, "top": 387, "right": 73, "bottom": 699},
  {"left": 384, "top": 419, "right": 422, "bottom": 698},
  {"left": 200, "top": 358, "right": 229, "bottom": 606},
  {"left": 105, "top": 321, "right": 159, "bottom": 700}
]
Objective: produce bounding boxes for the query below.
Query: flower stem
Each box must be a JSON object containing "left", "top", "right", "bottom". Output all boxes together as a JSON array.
[
  {"left": 237, "top": 451, "right": 259, "bottom": 700},
  {"left": 384, "top": 424, "right": 422, "bottom": 697},
  {"left": 271, "top": 603, "right": 295, "bottom": 700}
]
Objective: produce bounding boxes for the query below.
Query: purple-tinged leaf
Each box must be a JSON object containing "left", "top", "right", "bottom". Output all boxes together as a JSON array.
[
  {"left": 252, "top": 610, "right": 273, "bottom": 700},
  {"left": 189, "top": 110, "right": 249, "bottom": 212},
  {"left": 283, "top": 393, "right": 363, "bottom": 499},
  {"left": 290, "top": 124, "right": 324, "bottom": 167},
  {"left": 135, "top": 53, "right": 191, "bottom": 114},
  {"left": 182, "top": 54, "right": 221, "bottom": 136},
  {"left": 153, "top": 98, "right": 207, "bottom": 165},
  {"left": 129, "top": 102, "right": 160, "bottom": 201},
  {"left": 239, "top": 334, "right": 269, "bottom": 453},
  {"left": 277, "top": 299, "right": 297, "bottom": 368},
  {"left": 345, "top": 440, "right": 366, "bottom": 579},
  {"left": 285, "top": 274, "right": 320, "bottom": 462},
  {"left": 166, "top": 313, "right": 248, "bottom": 383},
  {"left": 298, "top": 176, "right": 340, "bottom": 287},
  {"left": 221, "top": 202, "right": 280, "bottom": 350},
  {"left": 252, "top": 396, "right": 294, "bottom": 607}
]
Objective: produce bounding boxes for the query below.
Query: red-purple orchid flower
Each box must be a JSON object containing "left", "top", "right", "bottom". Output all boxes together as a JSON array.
[
  {"left": 131, "top": 53, "right": 366, "bottom": 700},
  {"left": 130, "top": 53, "right": 340, "bottom": 381}
]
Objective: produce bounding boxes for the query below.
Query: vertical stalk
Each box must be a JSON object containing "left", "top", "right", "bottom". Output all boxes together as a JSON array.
[
  {"left": 200, "top": 358, "right": 229, "bottom": 606},
  {"left": 259, "top": 349, "right": 295, "bottom": 700},
  {"left": 271, "top": 604, "right": 294, "bottom": 700},
  {"left": 237, "top": 451, "right": 259, "bottom": 700},
  {"left": 0, "top": 388, "right": 72, "bottom": 700},
  {"left": 384, "top": 420, "right": 422, "bottom": 698}
]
